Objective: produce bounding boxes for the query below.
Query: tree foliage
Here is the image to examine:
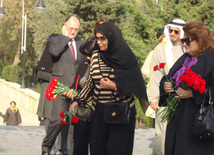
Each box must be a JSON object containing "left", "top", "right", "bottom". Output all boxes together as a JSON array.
[
  {"left": 1, "top": 0, "right": 214, "bottom": 85},
  {"left": 29, "top": 0, "right": 67, "bottom": 60},
  {"left": 62, "top": 0, "right": 127, "bottom": 39}
]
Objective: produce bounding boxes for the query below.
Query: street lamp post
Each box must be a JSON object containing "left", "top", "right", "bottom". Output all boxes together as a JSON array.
[
  {"left": 0, "top": 0, "right": 5, "bottom": 18},
  {"left": 0, "top": 0, "right": 46, "bottom": 88},
  {"left": 20, "top": 0, "right": 27, "bottom": 88}
]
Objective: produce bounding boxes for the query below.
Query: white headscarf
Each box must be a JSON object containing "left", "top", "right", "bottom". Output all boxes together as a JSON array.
[{"left": 164, "top": 19, "right": 186, "bottom": 68}]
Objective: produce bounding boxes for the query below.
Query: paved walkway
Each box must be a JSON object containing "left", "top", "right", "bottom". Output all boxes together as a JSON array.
[
  {"left": 0, "top": 126, "right": 154, "bottom": 155},
  {"left": 0, "top": 93, "right": 155, "bottom": 155}
]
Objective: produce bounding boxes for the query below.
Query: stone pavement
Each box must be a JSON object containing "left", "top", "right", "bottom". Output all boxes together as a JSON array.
[
  {"left": 0, "top": 93, "right": 155, "bottom": 155},
  {"left": 0, "top": 126, "right": 154, "bottom": 155}
]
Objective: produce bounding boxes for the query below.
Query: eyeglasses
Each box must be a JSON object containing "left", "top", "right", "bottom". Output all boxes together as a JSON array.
[
  {"left": 66, "top": 25, "right": 79, "bottom": 32},
  {"left": 95, "top": 36, "right": 107, "bottom": 41},
  {"left": 181, "top": 37, "right": 196, "bottom": 46},
  {"left": 169, "top": 29, "right": 180, "bottom": 35}
]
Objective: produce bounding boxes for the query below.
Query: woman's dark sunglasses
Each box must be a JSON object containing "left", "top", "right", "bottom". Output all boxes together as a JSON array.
[
  {"left": 169, "top": 29, "right": 180, "bottom": 35},
  {"left": 181, "top": 37, "right": 195, "bottom": 46},
  {"left": 95, "top": 36, "right": 107, "bottom": 41}
]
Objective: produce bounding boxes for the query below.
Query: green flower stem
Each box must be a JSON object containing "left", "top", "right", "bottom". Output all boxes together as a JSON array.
[
  {"left": 52, "top": 82, "right": 78, "bottom": 98},
  {"left": 159, "top": 94, "right": 180, "bottom": 123},
  {"left": 63, "top": 109, "right": 78, "bottom": 121}
]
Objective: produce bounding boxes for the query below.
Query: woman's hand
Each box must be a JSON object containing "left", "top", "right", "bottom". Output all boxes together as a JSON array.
[
  {"left": 64, "top": 89, "right": 75, "bottom": 99},
  {"left": 164, "top": 82, "right": 174, "bottom": 93},
  {"left": 70, "top": 101, "right": 78, "bottom": 111},
  {"left": 175, "top": 87, "right": 193, "bottom": 99},
  {"left": 100, "top": 77, "right": 116, "bottom": 90}
]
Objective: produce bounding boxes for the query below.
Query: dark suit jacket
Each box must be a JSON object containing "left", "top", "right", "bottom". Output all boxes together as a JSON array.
[
  {"left": 47, "top": 35, "right": 85, "bottom": 121},
  {"left": 48, "top": 35, "right": 85, "bottom": 88}
]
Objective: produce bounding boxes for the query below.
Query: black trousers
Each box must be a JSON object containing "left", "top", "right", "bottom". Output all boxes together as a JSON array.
[
  {"left": 73, "top": 120, "right": 90, "bottom": 155},
  {"left": 42, "top": 96, "right": 73, "bottom": 154},
  {"left": 90, "top": 103, "right": 136, "bottom": 155}
]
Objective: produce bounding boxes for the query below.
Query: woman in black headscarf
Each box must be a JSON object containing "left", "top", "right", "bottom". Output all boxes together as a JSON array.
[{"left": 69, "top": 22, "right": 148, "bottom": 155}]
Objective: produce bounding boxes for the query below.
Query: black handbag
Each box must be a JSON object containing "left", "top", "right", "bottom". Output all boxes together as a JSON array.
[
  {"left": 103, "top": 93, "right": 130, "bottom": 124},
  {"left": 103, "top": 102, "right": 130, "bottom": 124},
  {"left": 193, "top": 86, "right": 214, "bottom": 139}
]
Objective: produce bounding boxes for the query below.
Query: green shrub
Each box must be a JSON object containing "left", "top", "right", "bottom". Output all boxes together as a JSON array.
[
  {"left": 2, "top": 65, "right": 22, "bottom": 83},
  {"left": 0, "top": 59, "right": 4, "bottom": 78},
  {"left": 135, "top": 97, "right": 153, "bottom": 128},
  {"left": 34, "top": 83, "right": 41, "bottom": 93},
  {"left": 2, "top": 66, "right": 12, "bottom": 80}
]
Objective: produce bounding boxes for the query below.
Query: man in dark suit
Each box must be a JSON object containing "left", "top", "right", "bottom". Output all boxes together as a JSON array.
[{"left": 42, "top": 16, "right": 85, "bottom": 155}]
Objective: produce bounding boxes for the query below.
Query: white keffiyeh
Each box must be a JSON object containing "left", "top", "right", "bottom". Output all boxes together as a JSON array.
[{"left": 164, "top": 19, "right": 186, "bottom": 68}]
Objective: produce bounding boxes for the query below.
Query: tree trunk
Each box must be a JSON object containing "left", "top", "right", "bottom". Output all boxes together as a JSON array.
[{"left": 12, "top": 33, "right": 21, "bottom": 66}]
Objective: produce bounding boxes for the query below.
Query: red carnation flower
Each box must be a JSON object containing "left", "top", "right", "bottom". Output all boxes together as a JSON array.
[
  {"left": 52, "top": 95, "right": 57, "bottom": 100},
  {"left": 159, "top": 63, "right": 166, "bottom": 69},
  {"left": 59, "top": 112, "right": 65, "bottom": 118},
  {"left": 60, "top": 120, "right": 67, "bottom": 125},
  {"left": 51, "top": 78, "right": 58, "bottom": 85},
  {"left": 199, "top": 86, "right": 206, "bottom": 94},
  {"left": 193, "top": 80, "right": 201, "bottom": 90},
  {"left": 184, "top": 69, "right": 192, "bottom": 74},
  {"left": 153, "top": 65, "right": 158, "bottom": 71},
  {"left": 200, "top": 79, "right": 206, "bottom": 87},
  {"left": 71, "top": 116, "right": 79, "bottom": 123}
]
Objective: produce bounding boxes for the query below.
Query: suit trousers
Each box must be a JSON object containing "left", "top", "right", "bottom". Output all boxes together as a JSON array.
[
  {"left": 90, "top": 103, "right": 136, "bottom": 155},
  {"left": 42, "top": 95, "right": 72, "bottom": 153}
]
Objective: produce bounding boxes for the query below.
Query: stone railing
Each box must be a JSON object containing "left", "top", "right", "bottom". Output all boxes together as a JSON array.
[{"left": 0, "top": 78, "right": 40, "bottom": 116}]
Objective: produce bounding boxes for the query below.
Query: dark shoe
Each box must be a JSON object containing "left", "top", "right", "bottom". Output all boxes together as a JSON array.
[{"left": 41, "top": 152, "right": 49, "bottom": 155}]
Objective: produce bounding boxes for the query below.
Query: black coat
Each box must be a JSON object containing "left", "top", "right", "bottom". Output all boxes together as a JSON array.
[
  {"left": 71, "top": 62, "right": 91, "bottom": 121},
  {"left": 36, "top": 34, "right": 58, "bottom": 76},
  {"left": 36, "top": 34, "right": 58, "bottom": 119},
  {"left": 159, "top": 51, "right": 214, "bottom": 155}
]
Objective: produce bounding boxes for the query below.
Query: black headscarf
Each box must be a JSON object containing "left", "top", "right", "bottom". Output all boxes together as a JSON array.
[{"left": 96, "top": 22, "right": 148, "bottom": 112}]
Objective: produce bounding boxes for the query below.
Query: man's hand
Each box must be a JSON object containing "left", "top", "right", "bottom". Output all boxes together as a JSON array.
[
  {"left": 100, "top": 78, "right": 116, "bottom": 90},
  {"left": 70, "top": 101, "right": 78, "bottom": 111},
  {"left": 61, "top": 25, "right": 69, "bottom": 37},
  {"left": 150, "top": 102, "right": 158, "bottom": 111},
  {"left": 64, "top": 89, "right": 75, "bottom": 99}
]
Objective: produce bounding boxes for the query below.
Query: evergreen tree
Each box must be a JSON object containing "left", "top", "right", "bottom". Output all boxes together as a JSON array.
[
  {"left": 29, "top": 0, "right": 67, "bottom": 60},
  {"left": 158, "top": 0, "right": 214, "bottom": 33},
  {"left": 62, "top": 0, "right": 127, "bottom": 39}
]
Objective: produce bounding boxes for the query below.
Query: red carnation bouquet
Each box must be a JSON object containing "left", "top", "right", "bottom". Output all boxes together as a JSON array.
[
  {"left": 45, "top": 77, "right": 78, "bottom": 101},
  {"left": 59, "top": 100, "right": 93, "bottom": 125},
  {"left": 178, "top": 69, "right": 206, "bottom": 94},
  {"left": 154, "top": 63, "right": 206, "bottom": 123},
  {"left": 59, "top": 110, "right": 79, "bottom": 125}
]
